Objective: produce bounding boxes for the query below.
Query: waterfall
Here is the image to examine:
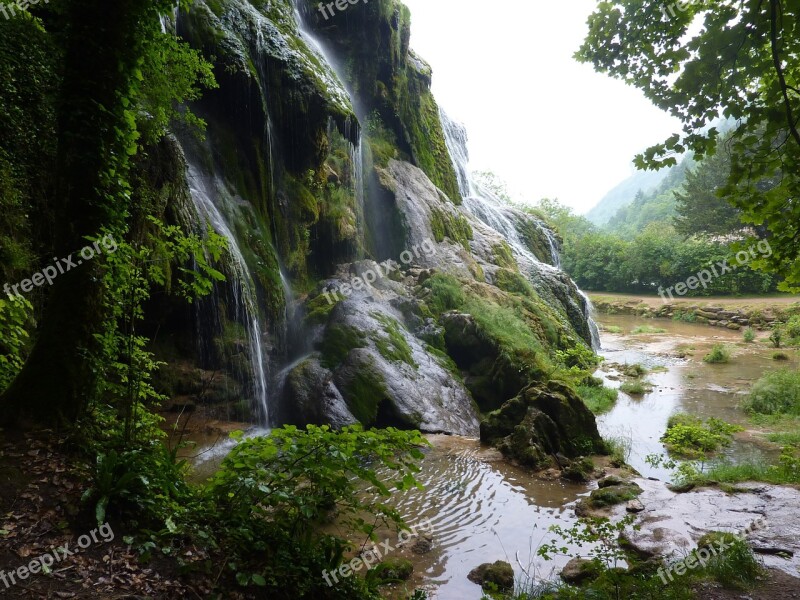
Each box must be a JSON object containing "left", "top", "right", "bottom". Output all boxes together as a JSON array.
[
  {"left": 185, "top": 161, "right": 272, "bottom": 426},
  {"left": 439, "top": 108, "right": 601, "bottom": 350},
  {"left": 579, "top": 290, "right": 602, "bottom": 350}
]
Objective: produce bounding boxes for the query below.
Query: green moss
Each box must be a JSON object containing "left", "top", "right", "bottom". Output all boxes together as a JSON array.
[
  {"left": 491, "top": 242, "right": 517, "bottom": 270},
  {"left": 305, "top": 292, "right": 340, "bottom": 325},
  {"left": 320, "top": 324, "right": 367, "bottom": 369},
  {"left": 372, "top": 313, "right": 417, "bottom": 367},
  {"left": 344, "top": 365, "right": 388, "bottom": 425},
  {"left": 429, "top": 207, "right": 473, "bottom": 251},
  {"left": 494, "top": 269, "right": 533, "bottom": 296}
]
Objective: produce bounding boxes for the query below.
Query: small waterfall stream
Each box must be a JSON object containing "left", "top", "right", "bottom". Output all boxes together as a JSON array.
[
  {"left": 440, "top": 109, "right": 601, "bottom": 350},
  {"left": 185, "top": 161, "right": 272, "bottom": 426}
]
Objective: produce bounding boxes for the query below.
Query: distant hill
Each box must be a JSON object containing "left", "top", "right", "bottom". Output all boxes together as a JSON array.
[
  {"left": 603, "top": 158, "right": 693, "bottom": 238},
  {"left": 585, "top": 168, "right": 670, "bottom": 226}
]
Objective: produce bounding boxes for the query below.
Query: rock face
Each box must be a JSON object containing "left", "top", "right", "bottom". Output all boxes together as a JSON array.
[
  {"left": 149, "top": 0, "right": 603, "bottom": 443},
  {"left": 286, "top": 262, "right": 480, "bottom": 435},
  {"left": 480, "top": 382, "right": 605, "bottom": 469}
]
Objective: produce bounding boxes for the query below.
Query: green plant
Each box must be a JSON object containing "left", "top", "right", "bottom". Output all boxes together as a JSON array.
[
  {"left": 742, "top": 328, "right": 756, "bottom": 343},
  {"left": 620, "top": 380, "right": 651, "bottom": 395},
  {"left": 770, "top": 326, "right": 784, "bottom": 348},
  {"left": 701, "top": 535, "right": 764, "bottom": 590},
  {"left": 772, "top": 351, "right": 790, "bottom": 361},
  {"left": 92, "top": 219, "right": 227, "bottom": 442},
  {"left": 577, "top": 384, "right": 619, "bottom": 414},
  {"left": 786, "top": 315, "right": 800, "bottom": 341},
  {"left": 631, "top": 325, "right": 667, "bottom": 335},
  {"left": 205, "top": 425, "right": 427, "bottom": 596},
  {"left": 621, "top": 363, "right": 647, "bottom": 378},
  {"left": 745, "top": 369, "right": 800, "bottom": 415},
  {"left": 0, "top": 294, "right": 31, "bottom": 392},
  {"left": 661, "top": 414, "right": 743, "bottom": 458},
  {"left": 703, "top": 344, "right": 731, "bottom": 364}
]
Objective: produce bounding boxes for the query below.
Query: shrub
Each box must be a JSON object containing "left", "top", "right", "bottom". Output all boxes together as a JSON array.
[
  {"left": 770, "top": 326, "right": 784, "bottom": 348},
  {"left": 703, "top": 344, "right": 731, "bottom": 364},
  {"left": 772, "top": 352, "right": 790, "bottom": 361},
  {"left": 621, "top": 363, "right": 647, "bottom": 378},
  {"left": 786, "top": 315, "right": 800, "bottom": 341},
  {"left": 661, "top": 414, "right": 742, "bottom": 457},
  {"left": 745, "top": 369, "right": 800, "bottom": 415},
  {"left": 742, "top": 328, "right": 756, "bottom": 343},
  {"left": 206, "top": 425, "right": 426, "bottom": 597}
]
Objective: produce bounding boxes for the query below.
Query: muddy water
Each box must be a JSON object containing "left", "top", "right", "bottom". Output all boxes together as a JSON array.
[
  {"left": 596, "top": 315, "right": 794, "bottom": 478},
  {"left": 187, "top": 315, "right": 799, "bottom": 597}
]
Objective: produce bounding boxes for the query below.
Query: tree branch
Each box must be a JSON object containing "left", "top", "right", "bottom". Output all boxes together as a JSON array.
[{"left": 769, "top": 0, "right": 800, "bottom": 148}]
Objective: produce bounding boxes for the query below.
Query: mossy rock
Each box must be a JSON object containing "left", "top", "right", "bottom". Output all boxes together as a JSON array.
[
  {"left": 372, "top": 558, "right": 413, "bottom": 583},
  {"left": 467, "top": 560, "right": 514, "bottom": 592},
  {"left": 562, "top": 457, "right": 596, "bottom": 482},
  {"left": 320, "top": 323, "right": 367, "bottom": 369},
  {"left": 560, "top": 558, "right": 603, "bottom": 585},
  {"left": 585, "top": 482, "right": 643, "bottom": 508},
  {"left": 481, "top": 381, "right": 605, "bottom": 468}
]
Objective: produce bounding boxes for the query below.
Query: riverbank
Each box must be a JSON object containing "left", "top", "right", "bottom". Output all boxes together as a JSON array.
[{"left": 590, "top": 293, "right": 800, "bottom": 331}]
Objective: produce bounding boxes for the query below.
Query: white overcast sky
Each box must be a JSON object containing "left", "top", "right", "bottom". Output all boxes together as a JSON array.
[{"left": 401, "top": 0, "right": 681, "bottom": 214}]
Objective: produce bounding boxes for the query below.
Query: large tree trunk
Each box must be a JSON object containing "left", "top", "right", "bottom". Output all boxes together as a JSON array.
[{"left": 0, "top": 0, "right": 154, "bottom": 426}]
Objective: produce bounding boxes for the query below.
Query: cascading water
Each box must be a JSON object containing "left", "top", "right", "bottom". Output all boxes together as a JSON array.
[
  {"left": 185, "top": 161, "right": 272, "bottom": 426},
  {"left": 440, "top": 108, "right": 601, "bottom": 350}
]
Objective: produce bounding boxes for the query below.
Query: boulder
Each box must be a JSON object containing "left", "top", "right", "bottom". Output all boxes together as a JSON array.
[
  {"left": 560, "top": 558, "right": 602, "bottom": 585},
  {"left": 481, "top": 381, "right": 605, "bottom": 469},
  {"left": 467, "top": 561, "right": 515, "bottom": 591}
]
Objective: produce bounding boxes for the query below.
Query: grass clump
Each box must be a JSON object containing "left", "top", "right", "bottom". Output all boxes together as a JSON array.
[
  {"left": 602, "top": 325, "right": 623, "bottom": 334},
  {"left": 766, "top": 431, "right": 800, "bottom": 445},
  {"left": 631, "top": 325, "right": 667, "bottom": 335},
  {"left": 703, "top": 344, "right": 731, "bottom": 364},
  {"left": 661, "top": 414, "right": 743, "bottom": 458},
  {"left": 577, "top": 384, "right": 619, "bottom": 415},
  {"left": 772, "top": 351, "right": 790, "bottom": 361},
  {"left": 744, "top": 368, "right": 800, "bottom": 415},
  {"left": 620, "top": 380, "right": 651, "bottom": 395},
  {"left": 742, "top": 327, "right": 756, "bottom": 343},
  {"left": 699, "top": 446, "right": 800, "bottom": 485}
]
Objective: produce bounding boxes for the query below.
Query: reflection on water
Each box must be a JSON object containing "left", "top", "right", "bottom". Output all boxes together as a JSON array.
[{"left": 367, "top": 437, "right": 593, "bottom": 599}]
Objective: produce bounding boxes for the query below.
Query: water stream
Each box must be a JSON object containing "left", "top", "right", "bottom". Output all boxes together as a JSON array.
[{"left": 185, "top": 160, "right": 272, "bottom": 426}]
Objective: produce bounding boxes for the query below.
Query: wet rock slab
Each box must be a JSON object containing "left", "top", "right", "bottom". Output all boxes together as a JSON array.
[{"left": 620, "top": 478, "right": 800, "bottom": 577}]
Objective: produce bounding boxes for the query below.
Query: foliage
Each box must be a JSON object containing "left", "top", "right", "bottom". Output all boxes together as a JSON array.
[
  {"left": 703, "top": 344, "right": 731, "bottom": 364},
  {"left": 92, "top": 219, "right": 227, "bottom": 441},
  {"left": 538, "top": 516, "right": 636, "bottom": 570},
  {"left": 661, "top": 414, "right": 743, "bottom": 458},
  {"left": 745, "top": 368, "right": 800, "bottom": 415},
  {"left": 0, "top": 295, "right": 32, "bottom": 393},
  {"left": 631, "top": 325, "right": 667, "bottom": 335},
  {"left": 770, "top": 325, "right": 784, "bottom": 348},
  {"left": 577, "top": 0, "right": 800, "bottom": 289},
  {"left": 138, "top": 31, "right": 217, "bottom": 144},
  {"left": 743, "top": 328, "right": 756, "bottom": 343},
  {"left": 205, "top": 425, "right": 427, "bottom": 595}
]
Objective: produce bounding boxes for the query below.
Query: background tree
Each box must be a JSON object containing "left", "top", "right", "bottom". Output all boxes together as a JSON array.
[{"left": 577, "top": 0, "right": 800, "bottom": 287}]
